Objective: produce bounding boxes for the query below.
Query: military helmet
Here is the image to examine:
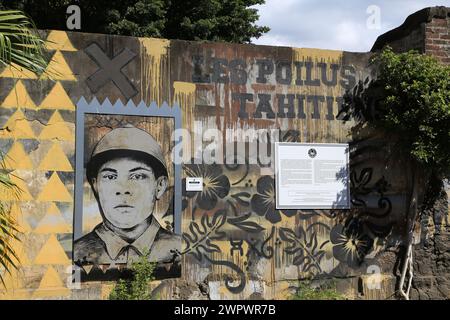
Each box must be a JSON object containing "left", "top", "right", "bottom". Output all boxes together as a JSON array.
[{"left": 86, "top": 125, "right": 168, "bottom": 182}]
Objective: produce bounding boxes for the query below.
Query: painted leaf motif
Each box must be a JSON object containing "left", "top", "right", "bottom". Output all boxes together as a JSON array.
[
  {"left": 228, "top": 212, "right": 265, "bottom": 233},
  {"left": 228, "top": 212, "right": 251, "bottom": 224},
  {"left": 279, "top": 227, "right": 299, "bottom": 243},
  {"left": 285, "top": 246, "right": 301, "bottom": 255},
  {"left": 230, "top": 192, "right": 251, "bottom": 206},
  {"left": 297, "top": 210, "right": 320, "bottom": 220},
  {"left": 315, "top": 251, "right": 326, "bottom": 262},
  {"left": 307, "top": 232, "right": 318, "bottom": 252},
  {"left": 279, "top": 224, "right": 328, "bottom": 275},
  {"left": 293, "top": 251, "right": 305, "bottom": 266},
  {"left": 182, "top": 209, "right": 227, "bottom": 260},
  {"left": 303, "top": 257, "right": 315, "bottom": 272}
]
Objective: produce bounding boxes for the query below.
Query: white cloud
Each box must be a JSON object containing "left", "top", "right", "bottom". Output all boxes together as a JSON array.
[
  {"left": 252, "top": 0, "right": 450, "bottom": 51},
  {"left": 334, "top": 22, "right": 365, "bottom": 51}
]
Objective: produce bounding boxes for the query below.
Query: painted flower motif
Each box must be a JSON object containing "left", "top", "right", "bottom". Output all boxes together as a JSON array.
[
  {"left": 330, "top": 218, "right": 373, "bottom": 268},
  {"left": 183, "top": 164, "right": 230, "bottom": 210},
  {"left": 250, "top": 175, "right": 296, "bottom": 224}
]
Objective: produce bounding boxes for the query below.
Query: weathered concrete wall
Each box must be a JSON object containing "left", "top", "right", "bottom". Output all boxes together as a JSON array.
[{"left": 0, "top": 7, "right": 448, "bottom": 300}]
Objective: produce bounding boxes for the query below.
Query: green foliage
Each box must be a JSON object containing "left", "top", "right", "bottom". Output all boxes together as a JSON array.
[
  {"left": 0, "top": 9, "right": 43, "bottom": 287},
  {"left": 165, "top": 0, "right": 270, "bottom": 43},
  {"left": 2, "top": 0, "right": 270, "bottom": 43},
  {"left": 109, "top": 252, "right": 157, "bottom": 300},
  {"left": 105, "top": 0, "right": 166, "bottom": 38},
  {"left": 340, "top": 47, "right": 450, "bottom": 178},
  {"left": 0, "top": 157, "right": 21, "bottom": 287},
  {"left": 0, "top": 9, "right": 47, "bottom": 74},
  {"left": 291, "top": 281, "right": 345, "bottom": 300}
]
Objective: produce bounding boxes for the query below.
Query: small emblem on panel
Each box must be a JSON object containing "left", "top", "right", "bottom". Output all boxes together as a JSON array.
[{"left": 308, "top": 148, "right": 317, "bottom": 158}]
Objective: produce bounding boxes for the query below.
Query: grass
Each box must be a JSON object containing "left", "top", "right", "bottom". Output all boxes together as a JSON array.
[{"left": 291, "top": 281, "right": 346, "bottom": 300}]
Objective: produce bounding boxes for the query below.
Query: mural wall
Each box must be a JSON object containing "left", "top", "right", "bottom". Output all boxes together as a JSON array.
[{"left": 0, "top": 30, "right": 441, "bottom": 299}]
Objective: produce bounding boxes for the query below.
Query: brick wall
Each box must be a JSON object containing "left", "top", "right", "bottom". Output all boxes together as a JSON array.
[
  {"left": 425, "top": 16, "right": 450, "bottom": 64},
  {"left": 372, "top": 6, "right": 450, "bottom": 65}
]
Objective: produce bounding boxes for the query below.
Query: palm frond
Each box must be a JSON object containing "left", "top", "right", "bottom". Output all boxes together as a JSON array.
[
  {"left": 0, "top": 151, "right": 22, "bottom": 287},
  {"left": 0, "top": 9, "right": 45, "bottom": 288},
  {"left": 0, "top": 10, "right": 47, "bottom": 76}
]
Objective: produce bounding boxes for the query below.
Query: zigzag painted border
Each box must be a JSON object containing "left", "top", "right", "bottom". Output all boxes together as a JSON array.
[{"left": 76, "top": 97, "right": 182, "bottom": 117}]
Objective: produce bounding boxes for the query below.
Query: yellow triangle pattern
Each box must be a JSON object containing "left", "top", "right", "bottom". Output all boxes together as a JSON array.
[
  {"left": 0, "top": 63, "right": 38, "bottom": 79},
  {"left": 34, "top": 202, "right": 71, "bottom": 234},
  {"left": 38, "top": 143, "right": 73, "bottom": 172},
  {"left": 0, "top": 171, "right": 33, "bottom": 201},
  {"left": 0, "top": 31, "right": 77, "bottom": 299},
  {"left": 40, "top": 51, "right": 76, "bottom": 81},
  {"left": 45, "top": 30, "right": 77, "bottom": 52},
  {"left": 32, "top": 266, "right": 71, "bottom": 298},
  {"left": 38, "top": 111, "right": 74, "bottom": 141},
  {"left": 0, "top": 109, "right": 36, "bottom": 139},
  {"left": 3, "top": 141, "right": 33, "bottom": 170},
  {"left": 48, "top": 202, "right": 60, "bottom": 214},
  {"left": 33, "top": 234, "right": 70, "bottom": 265},
  {"left": 0, "top": 288, "right": 31, "bottom": 300},
  {"left": 39, "top": 82, "right": 75, "bottom": 111},
  {"left": 9, "top": 202, "right": 32, "bottom": 233},
  {"left": 8, "top": 237, "right": 31, "bottom": 266},
  {"left": 0, "top": 269, "right": 24, "bottom": 294},
  {"left": 1, "top": 80, "right": 37, "bottom": 109},
  {"left": 37, "top": 172, "right": 72, "bottom": 202},
  {"left": 36, "top": 266, "right": 64, "bottom": 286}
]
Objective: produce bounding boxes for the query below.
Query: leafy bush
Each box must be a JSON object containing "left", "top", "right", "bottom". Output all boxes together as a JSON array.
[
  {"left": 109, "top": 252, "right": 157, "bottom": 300},
  {"left": 340, "top": 47, "right": 450, "bottom": 178}
]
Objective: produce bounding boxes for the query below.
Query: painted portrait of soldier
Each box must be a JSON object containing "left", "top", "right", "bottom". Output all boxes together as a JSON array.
[{"left": 74, "top": 121, "right": 180, "bottom": 274}]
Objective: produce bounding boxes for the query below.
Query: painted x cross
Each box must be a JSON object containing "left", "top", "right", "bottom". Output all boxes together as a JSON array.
[{"left": 84, "top": 43, "right": 138, "bottom": 100}]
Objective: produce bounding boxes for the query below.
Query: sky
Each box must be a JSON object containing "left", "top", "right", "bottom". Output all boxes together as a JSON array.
[{"left": 251, "top": 0, "right": 450, "bottom": 52}]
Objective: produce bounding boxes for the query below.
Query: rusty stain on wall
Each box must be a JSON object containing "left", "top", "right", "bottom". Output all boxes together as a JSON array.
[{"left": 139, "top": 38, "right": 170, "bottom": 106}]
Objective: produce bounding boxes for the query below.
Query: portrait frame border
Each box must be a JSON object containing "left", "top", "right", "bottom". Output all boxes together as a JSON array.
[{"left": 73, "top": 97, "right": 183, "bottom": 245}]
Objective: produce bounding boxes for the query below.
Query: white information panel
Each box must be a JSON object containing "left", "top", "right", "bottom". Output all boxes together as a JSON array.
[{"left": 275, "top": 143, "right": 350, "bottom": 209}]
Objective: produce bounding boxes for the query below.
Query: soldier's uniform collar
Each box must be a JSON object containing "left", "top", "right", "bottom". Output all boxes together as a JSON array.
[{"left": 94, "top": 218, "right": 161, "bottom": 261}]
